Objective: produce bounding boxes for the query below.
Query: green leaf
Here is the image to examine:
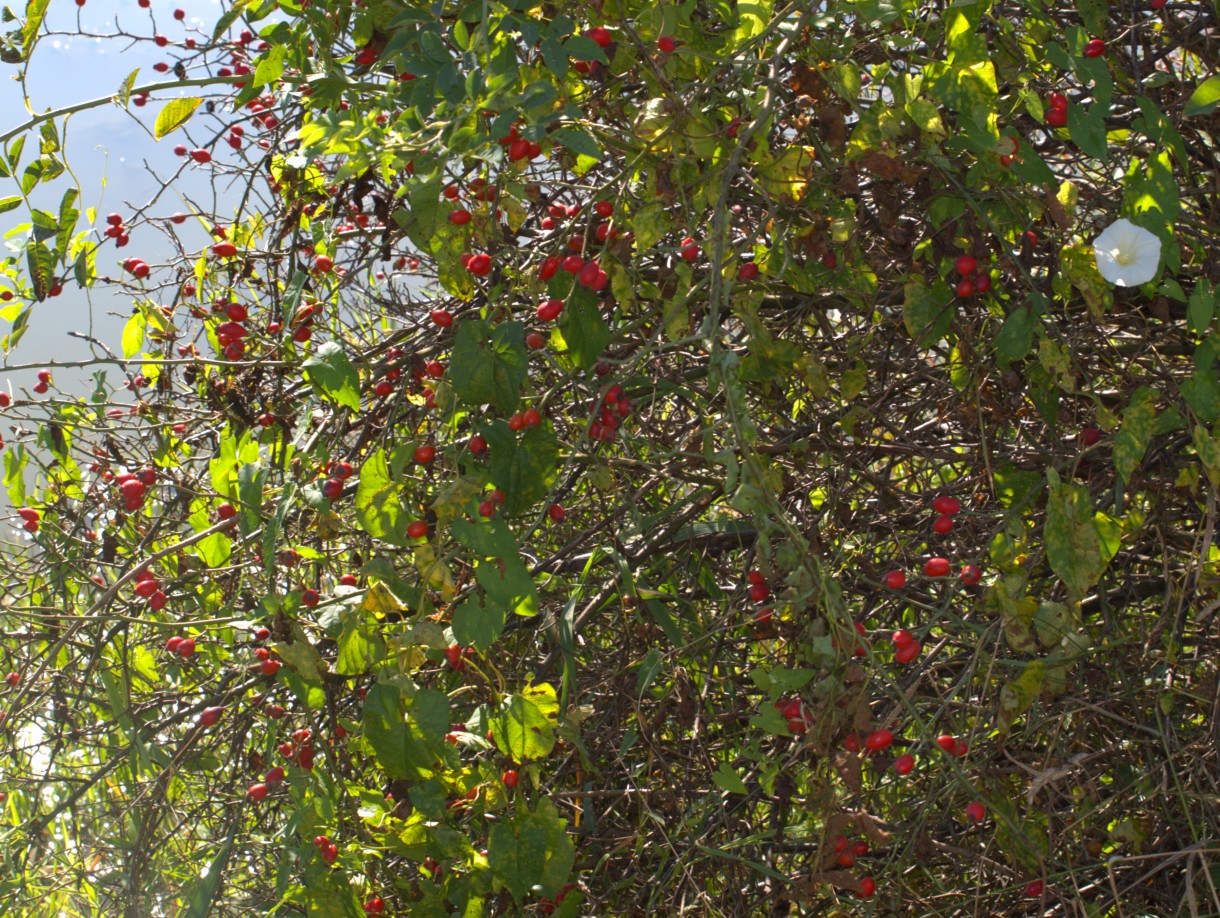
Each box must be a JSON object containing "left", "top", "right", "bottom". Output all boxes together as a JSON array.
[
  {"left": 1112, "top": 386, "right": 1156, "bottom": 487},
  {"left": 302, "top": 341, "right": 361, "bottom": 411},
  {"left": 712, "top": 762, "right": 749, "bottom": 794},
  {"left": 182, "top": 836, "right": 236, "bottom": 918},
  {"left": 630, "top": 201, "right": 670, "bottom": 252},
  {"left": 484, "top": 419, "right": 559, "bottom": 517},
  {"left": 562, "top": 34, "right": 608, "bottom": 64},
  {"left": 998, "top": 659, "right": 1045, "bottom": 734},
  {"left": 558, "top": 286, "right": 610, "bottom": 370},
  {"left": 361, "top": 683, "right": 439, "bottom": 780},
  {"left": 903, "top": 276, "right": 954, "bottom": 346},
  {"left": 26, "top": 240, "right": 54, "bottom": 300},
  {"left": 1194, "top": 424, "right": 1220, "bottom": 487},
  {"left": 121, "top": 312, "right": 146, "bottom": 359},
  {"left": 735, "top": 0, "right": 772, "bottom": 43},
  {"left": 488, "top": 799, "right": 574, "bottom": 903},
  {"left": 1187, "top": 280, "right": 1216, "bottom": 334},
  {"left": 539, "top": 38, "right": 568, "bottom": 77},
  {"left": 1044, "top": 467, "right": 1103, "bottom": 601},
  {"left": 451, "top": 593, "right": 506, "bottom": 651},
  {"left": 0, "top": 195, "right": 22, "bottom": 215},
  {"left": 449, "top": 319, "right": 528, "bottom": 413},
  {"left": 492, "top": 686, "right": 558, "bottom": 763},
  {"left": 1066, "top": 101, "right": 1108, "bottom": 161},
  {"left": 551, "top": 126, "right": 602, "bottom": 161},
  {"left": 253, "top": 42, "right": 285, "bottom": 87},
  {"left": 20, "top": 0, "right": 49, "bottom": 59},
  {"left": 154, "top": 97, "right": 202, "bottom": 139},
  {"left": 355, "top": 448, "right": 409, "bottom": 544},
  {"left": 1184, "top": 75, "right": 1220, "bottom": 118},
  {"left": 995, "top": 306, "right": 1035, "bottom": 365},
  {"left": 335, "top": 606, "right": 387, "bottom": 675},
  {"left": 117, "top": 68, "right": 139, "bottom": 107}
]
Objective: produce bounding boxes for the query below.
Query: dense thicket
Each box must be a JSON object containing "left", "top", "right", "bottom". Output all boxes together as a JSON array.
[{"left": 0, "top": 0, "right": 1217, "bottom": 915}]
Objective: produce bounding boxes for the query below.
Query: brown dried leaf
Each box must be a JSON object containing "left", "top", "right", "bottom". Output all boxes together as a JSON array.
[
  {"left": 808, "top": 870, "right": 867, "bottom": 894},
  {"left": 835, "top": 751, "right": 863, "bottom": 794},
  {"left": 788, "top": 62, "right": 831, "bottom": 102},
  {"left": 859, "top": 150, "right": 905, "bottom": 181},
  {"left": 819, "top": 104, "right": 848, "bottom": 152}
]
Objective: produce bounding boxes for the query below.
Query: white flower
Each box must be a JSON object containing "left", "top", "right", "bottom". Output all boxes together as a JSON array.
[{"left": 1093, "top": 218, "right": 1162, "bottom": 287}]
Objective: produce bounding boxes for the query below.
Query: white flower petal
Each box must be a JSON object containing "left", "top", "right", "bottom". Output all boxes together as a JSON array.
[{"left": 1093, "top": 218, "right": 1162, "bottom": 287}]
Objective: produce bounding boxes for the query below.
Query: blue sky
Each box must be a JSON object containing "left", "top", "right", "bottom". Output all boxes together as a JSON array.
[{"left": 0, "top": 0, "right": 236, "bottom": 390}]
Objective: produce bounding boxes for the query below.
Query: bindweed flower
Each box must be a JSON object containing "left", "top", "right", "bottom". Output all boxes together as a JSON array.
[{"left": 1093, "top": 218, "right": 1162, "bottom": 287}]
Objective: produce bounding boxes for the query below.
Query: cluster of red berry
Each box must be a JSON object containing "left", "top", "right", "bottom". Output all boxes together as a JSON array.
[
  {"left": 588, "top": 383, "right": 632, "bottom": 443},
  {"left": 134, "top": 566, "right": 167, "bottom": 611}
]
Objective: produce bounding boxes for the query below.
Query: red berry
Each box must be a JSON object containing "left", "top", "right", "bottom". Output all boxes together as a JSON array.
[
  {"left": 956, "top": 278, "right": 975, "bottom": 298},
  {"left": 165, "top": 636, "right": 184, "bottom": 653},
  {"left": 526, "top": 331, "right": 546, "bottom": 350},
  {"left": 407, "top": 520, "right": 429, "bottom": 539},
  {"left": 248, "top": 783, "right": 268, "bottom": 801},
  {"left": 467, "top": 253, "right": 492, "bottom": 276},
  {"left": 1046, "top": 107, "right": 1067, "bottom": 127},
  {"left": 586, "top": 26, "right": 612, "bottom": 47},
  {"left": 468, "top": 435, "right": 488, "bottom": 454},
  {"left": 966, "top": 801, "right": 986, "bottom": 823},
  {"left": 748, "top": 583, "right": 770, "bottom": 602},
  {"left": 321, "top": 478, "right": 343, "bottom": 500},
  {"left": 973, "top": 272, "right": 991, "bottom": 294},
  {"left": 1025, "top": 880, "right": 1044, "bottom": 898},
  {"left": 1080, "top": 427, "right": 1101, "bottom": 446},
  {"left": 448, "top": 209, "right": 471, "bottom": 225},
  {"left": 547, "top": 503, "right": 565, "bottom": 522},
  {"left": 502, "top": 769, "right": 519, "bottom": 788},
  {"left": 923, "top": 557, "right": 951, "bottom": 577},
  {"left": 954, "top": 255, "right": 977, "bottom": 276},
  {"left": 679, "top": 236, "right": 700, "bottom": 262},
  {"left": 850, "top": 840, "right": 869, "bottom": 857},
  {"left": 864, "top": 728, "right": 894, "bottom": 752},
  {"left": 414, "top": 444, "right": 436, "bottom": 464},
  {"left": 836, "top": 851, "right": 856, "bottom": 868},
  {"left": 883, "top": 570, "right": 906, "bottom": 590},
  {"left": 933, "top": 515, "right": 954, "bottom": 535},
  {"left": 199, "top": 705, "right": 224, "bottom": 727},
  {"left": 430, "top": 308, "right": 453, "bottom": 327},
  {"left": 842, "top": 734, "right": 861, "bottom": 752},
  {"left": 1083, "top": 38, "right": 1105, "bottom": 57},
  {"left": 960, "top": 564, "right": 982, "bottom": 585},
  {"left": 537, "top": 298, "right": 564, "bottom": 321},
  {"left": 657, "top": 36, "right": 677, "bottom": 52},
  {"left": 301, "top": 589, "right": 319, "bottom": 607},
  {"left": 1049, "top": 92, "right": 1068, "bottom": 111},
  {"left": 932, "top": 496, "right": 961, "bottom": 515},
  {"left": 747, "top": 569, "right": 766, "bottom": 586},
  {"left": 856, "top": 876, "right": 876, "bottom": 899},
  {"left": 894, "top": 640, "right": 921, "bottom": 664},
  {"left": 935, "top": 734, "right": 957, "bottom": 752},
  {"left": 891, "top": 629, "right": 914, "bottom": 648},
  {"left": 260, "top": 659, "right": 281, "bottom": 676},
  {"left": 190, "top": 148, "right": 211, "bottom": 163},
  {"left": 894, "top": 753, "right": 915, "bottom": 775},
  {"left": 737, "top": 261, "right": 759, "bottom": 280}
]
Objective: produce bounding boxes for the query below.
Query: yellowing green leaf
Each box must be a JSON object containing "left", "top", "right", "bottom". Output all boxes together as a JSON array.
[{"left": 154, "top": 97, "right": 202, "bottom": 140}]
